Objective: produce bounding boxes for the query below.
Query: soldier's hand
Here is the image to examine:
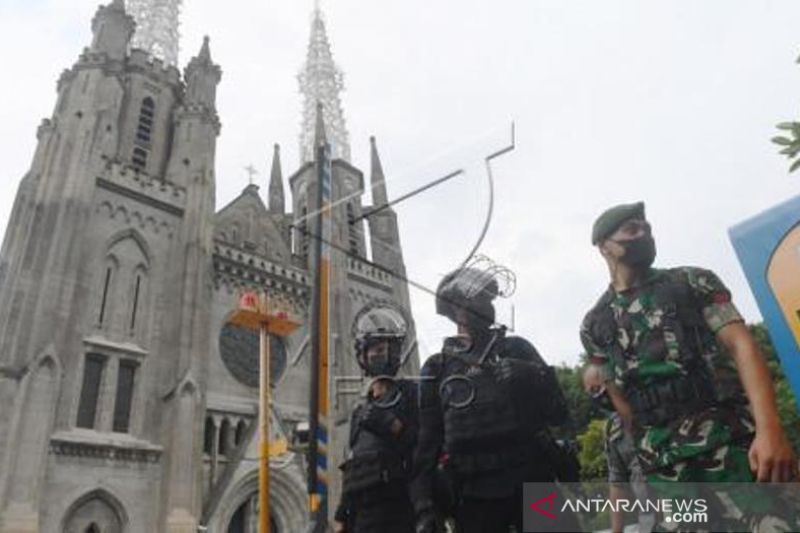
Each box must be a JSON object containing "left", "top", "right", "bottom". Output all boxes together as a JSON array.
[
  {"left": 748, "top": 425, "right": 799, "bottom": 482},
  {"left": 415, "top": 509, "right": 439, "bottom": 533},
  {"left": 333, "top": 520, "right": 347, "bottom": 533}
]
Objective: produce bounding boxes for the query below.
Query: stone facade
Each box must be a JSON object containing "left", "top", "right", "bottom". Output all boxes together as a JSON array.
[{"left": 0, "top": 2, "right": 417, "bottom": 532}]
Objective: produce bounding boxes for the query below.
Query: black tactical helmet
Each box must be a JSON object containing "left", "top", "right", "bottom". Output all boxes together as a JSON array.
[
  {"left": 435, "top": 267, "right": 498, "bottom": 327},
  {"left": 352, "top": 303, "right": 408, "bottom": 376}
]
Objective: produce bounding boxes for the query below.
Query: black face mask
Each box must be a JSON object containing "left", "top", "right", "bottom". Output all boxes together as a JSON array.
[
  {"left": 363, "top": 344, "right": 401, "bottom": 377},
  {"left": 367, "top": 354, "right": 402, "bottom": 377},
  {"left": 613, "top": 235, "right": 656, "bottom": 269}
]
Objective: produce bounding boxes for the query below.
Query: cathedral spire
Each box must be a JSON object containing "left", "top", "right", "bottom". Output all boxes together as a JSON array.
[
  {"left": 126, "top": 0, "right": 182, "bottom": 67},
  {"left": 298, "top": 3, "right": 350, "bottom": 163},
  {"left": 269, "top": 144, "right": 285, "bottom": 214},
  {"left": 314, "top": 101, "right": 328, "bottom": 151},
  {"left": 198, "top": 34, "right": 212, "bottom": 62},
  {"left": 370, "top": 136, "right": 389, "bottom": 207},
  {"left": 185, "top": 36, "right": 221, "bottom": 109},
  {"left": 90, "top": 0, "right": 135, "bottom": 60}
]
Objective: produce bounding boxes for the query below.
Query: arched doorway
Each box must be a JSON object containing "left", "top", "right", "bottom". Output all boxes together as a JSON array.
[
  {"left": 62, "top": 491, "right": 126, "bottom": 533},
  {"left": 227, "top": 493, "right": 279, "bottom": 533}
]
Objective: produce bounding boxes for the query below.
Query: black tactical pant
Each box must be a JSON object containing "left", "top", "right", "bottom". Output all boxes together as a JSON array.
[
  {"left": 349, "top": 480, "right": 414, "bottom": 533},
  {"left": 453, "top": 494, "right": 521, "bottom": 533},
  {"left": 448, "top": 460, "right": 581, "bottom": 533}
]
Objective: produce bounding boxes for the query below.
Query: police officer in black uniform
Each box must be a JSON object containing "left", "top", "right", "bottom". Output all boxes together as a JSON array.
[
  {"left": 334, "top": 304, "right": 418, "bottom": 533},
  {"left": 411, "top": 266, "right": 571, "bottom": 533}
]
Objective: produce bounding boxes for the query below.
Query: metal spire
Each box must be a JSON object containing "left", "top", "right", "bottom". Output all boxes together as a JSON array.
[
  {"left": 269, "top": 144, "right": 286, "bottom": 214},
  {"left": 298, "top": 4, "right": 351, "bottom": 163},
  {"left": 126, "top": 0, "right": 182, "bottom": 67}
]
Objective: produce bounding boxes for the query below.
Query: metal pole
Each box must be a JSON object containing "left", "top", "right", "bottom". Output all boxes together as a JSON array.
[{"left": 259, "top": 295, "right": 271, "bottom": 533}]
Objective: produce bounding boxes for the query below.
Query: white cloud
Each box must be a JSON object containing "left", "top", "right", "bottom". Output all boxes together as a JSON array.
[{"left": 1, "top": 0, "right": 799, "bottom": 366}]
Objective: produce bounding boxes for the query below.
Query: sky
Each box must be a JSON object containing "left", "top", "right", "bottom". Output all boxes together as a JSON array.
[{"left": 1, "top": 0, "right": 799, "bottom": 366}]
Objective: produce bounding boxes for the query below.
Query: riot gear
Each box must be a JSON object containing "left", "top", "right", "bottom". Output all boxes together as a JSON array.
[
  {"left": 434, "top": 256, "right": 516, "bottom": 331},
  {"left": 435, "top": 267, "right": 499, "bottom": 328},
  {"left": 353, "top": 304, "right": 408, "bottom": 377},
  {"left": 337, "top": 378, "right": 418, "bottom": 532},
  {"left": 336, "top": 303, "right": 417, "bottom": 533},
  {"left": 412, "top": 331, "right": 575, "bottom": 532},
  {"left": 413, "top": 260, "right": 575, "bottom": 533}
]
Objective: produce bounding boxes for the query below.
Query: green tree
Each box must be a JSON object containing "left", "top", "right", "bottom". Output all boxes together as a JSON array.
[
  {"left": 552, "top": 363, "right": 593, "bottom": 440},
  {"left": 771, "top": 122, "right": 800, "bottom": 173},
  {"left": 772, "top": 55, "right": 800, "bottom": 173},
  {"left": 577, "top": 418, "right": 608, "bottom": 480},
  {"left": 553, "top": 360, "right": 610, "bottom": 481}
]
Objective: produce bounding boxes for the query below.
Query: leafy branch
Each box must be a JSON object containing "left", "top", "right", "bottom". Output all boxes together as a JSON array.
[{"left": 771, "top": 121, "right": 800, "bottom": 173}]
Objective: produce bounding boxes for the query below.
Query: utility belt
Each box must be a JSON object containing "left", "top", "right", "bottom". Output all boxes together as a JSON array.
[
  {"left": 444, "top": 447, "right": 529, "bottom": 476},
  {"left": 443, "top": 428, "right": 554, "bottom": 478},
  {"left": 341, "top": 451, "right": 408, "bottom": 495},
  {"left": 626, "top": 371, "right": 717, "bottom": 427}
]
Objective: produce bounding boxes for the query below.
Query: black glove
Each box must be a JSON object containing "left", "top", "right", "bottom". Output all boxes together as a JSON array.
[
  {"left": 415, "top": 508, "right": 439, "bottom": 533},
  {"left": 358, "top": 402, "right": 399, "bottom": 437}
]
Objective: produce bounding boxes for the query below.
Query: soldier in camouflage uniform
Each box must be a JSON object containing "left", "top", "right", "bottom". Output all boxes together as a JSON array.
[
  {"left": 584, "top": 364, "right": 655, "bottom": 533},
  {"left": 580, "top": 202, "right": 798, "bottom": 528}
]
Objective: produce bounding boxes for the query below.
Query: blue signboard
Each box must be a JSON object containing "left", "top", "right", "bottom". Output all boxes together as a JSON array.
[{"left": 729, "top": 194, "right": 800, "bottom": 409}]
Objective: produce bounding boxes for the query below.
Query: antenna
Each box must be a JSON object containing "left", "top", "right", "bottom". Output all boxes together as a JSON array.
[{"left": 127, "top": 0, "right": 182, "bottom": 67}]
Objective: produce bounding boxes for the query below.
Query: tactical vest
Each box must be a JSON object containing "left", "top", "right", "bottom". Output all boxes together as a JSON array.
[
  {"left": 439, "top": 353, "right": 534, "bottom": 476},
  {"left": 341, "top": 383, "right": 412, "bottom": 495},
  {"left": 585, "top": 269, "right": 719, "bottom": 421}
]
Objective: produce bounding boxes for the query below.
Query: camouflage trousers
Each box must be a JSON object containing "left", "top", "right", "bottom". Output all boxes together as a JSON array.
[{"left": 635, "top": 406, "right": 800, "bottom": 532}]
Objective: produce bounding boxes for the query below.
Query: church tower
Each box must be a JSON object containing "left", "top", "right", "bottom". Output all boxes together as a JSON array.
[
  {"left": 0, "top": 1, "right": 419, "bottom": 531},
  {"left": 0, "top": 0, "right": 221, "bottom": 530}
]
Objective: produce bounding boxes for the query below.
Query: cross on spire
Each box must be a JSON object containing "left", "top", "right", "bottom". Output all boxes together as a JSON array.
[{"left": 244, "top": 164, "right": 259, "bottom": 186}]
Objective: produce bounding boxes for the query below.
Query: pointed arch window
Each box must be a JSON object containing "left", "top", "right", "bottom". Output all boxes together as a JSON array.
[
  {"left": 77, "top": 353, "right": 106, "bottom": 429},
  {"left": 112, "top": 359, "right": 137, "bottom": 433},
  {"left": 298, "top": 206, "right": 309, "bottom": 258},
  {"left": 98, "top": 264, "right": 114, "bottom": 326},
  {"left": 204, "top": 416, "right": 215, "bottom": 455},
  {"left": 130, "top": 274, "right": 141, "bottom": 330},
  {"left": 136, "top": 97, "right": 155, "bottom": 145},
  {"left": 129, "top": 266, "right": 148, "bottom": 335},
  {"left": 131, "top": 147, "right": 148, "bottom": 170},
  {"left": 219, "top": 419, "right": 231, "bottom": 457},
  {"left": 132, "top": 97, "right": 155, "bottom": 170},
  {"left": 346, "top": 203, "right": 360, "bottom": 256},
  {"left": 235, "top": 419, "right": 247, "bottom": 446}
]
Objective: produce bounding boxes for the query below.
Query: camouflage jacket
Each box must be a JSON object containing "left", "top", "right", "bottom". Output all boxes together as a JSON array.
[
  {"left": 581, "top": 267, "right": 743, "bottom": 388},
  {"left": 581, "top": 267, "right": 754, "bottom": 470}
]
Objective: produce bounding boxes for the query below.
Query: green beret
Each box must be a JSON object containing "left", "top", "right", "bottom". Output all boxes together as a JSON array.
[{"left": 591, "top": 202, "right": 646, "bottom": 245}]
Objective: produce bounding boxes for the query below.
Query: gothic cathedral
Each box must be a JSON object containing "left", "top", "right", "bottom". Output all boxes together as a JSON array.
[{"left": 0, "top": 1, "right": 418, "bottom": 531}]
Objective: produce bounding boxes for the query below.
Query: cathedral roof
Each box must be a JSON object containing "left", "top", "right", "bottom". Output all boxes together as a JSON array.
[{"left": 214, "top": 185, "right": 292, "bottom": 263}]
